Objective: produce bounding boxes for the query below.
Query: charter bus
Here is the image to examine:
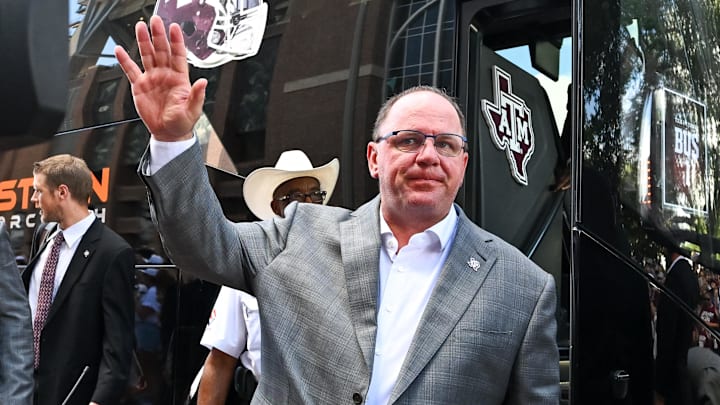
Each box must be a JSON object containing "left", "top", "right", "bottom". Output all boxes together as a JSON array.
[{"left": 2, "top": 0, "right": 720, "bottom": 403}]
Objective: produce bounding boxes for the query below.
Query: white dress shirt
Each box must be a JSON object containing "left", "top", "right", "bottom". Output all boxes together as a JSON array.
[
  {"left": 29, "top": 212, "right": 96, "bottom": 321},
  {"left": 366, "top": 208, "right": 458, "bottom": 405}
]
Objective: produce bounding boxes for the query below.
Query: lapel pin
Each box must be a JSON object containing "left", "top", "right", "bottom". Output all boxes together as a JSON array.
[
  {"left": 83, "top": 250, "right": 90, "bottom": 258},
  {"left": 467, "top": 257, "right": 480, "bottom": 272}
]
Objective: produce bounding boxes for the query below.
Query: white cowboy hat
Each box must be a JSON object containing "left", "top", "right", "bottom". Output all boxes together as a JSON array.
[{"left": 243, "top": 150, "right": 340, "bottom": 220}]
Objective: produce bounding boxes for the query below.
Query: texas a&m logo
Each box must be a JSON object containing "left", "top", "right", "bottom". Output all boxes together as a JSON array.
[{"left": 481, "top": 66, "right": 535, "bottom": 186}]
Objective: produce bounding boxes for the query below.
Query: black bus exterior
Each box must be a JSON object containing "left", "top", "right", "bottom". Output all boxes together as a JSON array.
[{"left": 2, "top": 1, "right": 720, "bottom": 404}]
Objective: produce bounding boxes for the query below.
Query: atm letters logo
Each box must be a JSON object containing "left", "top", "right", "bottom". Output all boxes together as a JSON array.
[{"left": 481, "top": 66, "right": 535, "bottom": 186}]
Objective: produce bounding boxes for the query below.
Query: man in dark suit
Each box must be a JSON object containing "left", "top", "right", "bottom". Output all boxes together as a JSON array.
[
  {"left": 115, "top": 16, "right": 559, "bottom": 404},
  {"left": 655, "top": 247, "right": 701, "bottom": 405},
  {"left": 0, "top": 221, "right": 34, "bottom": 404},
  {"left": 23, "top": 154, "right": 135, "bottom": 405}
]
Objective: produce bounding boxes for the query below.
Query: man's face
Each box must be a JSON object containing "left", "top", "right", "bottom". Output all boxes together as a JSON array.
[
  {"left": 271, "top": 176, "right": 323, "bottom": 218},
  {"left": 367, "top": 91, "right": 468, "bottom": 222},
  {"left": 31, "top": 173, "right": 62, "bottom": 224}
]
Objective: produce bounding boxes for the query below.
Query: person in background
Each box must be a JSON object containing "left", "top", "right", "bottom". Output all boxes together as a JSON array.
[
  {"left": 23, "top": 154, "right": 135, "bottom": 405},
  {"left": 655, "top": 247, "right": 701, "bottom": 405},
  {"left": 196, "top": 149, "right": 339, "bottom": 405},
  {"left": 115, "top": 16, "right": 559, "bottom": 404},
  {"left": 0, "top": 221, "right": 33, "bottom": 404}
]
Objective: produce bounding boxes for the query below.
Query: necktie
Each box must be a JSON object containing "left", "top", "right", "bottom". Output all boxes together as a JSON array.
[{"left": 33, "top": 231, "right": 64, "bottom": 369}]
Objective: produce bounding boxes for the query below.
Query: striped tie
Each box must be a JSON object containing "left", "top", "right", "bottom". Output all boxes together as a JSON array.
[{"left": 33, "top": 231, "right": 64, "bottom": 369}]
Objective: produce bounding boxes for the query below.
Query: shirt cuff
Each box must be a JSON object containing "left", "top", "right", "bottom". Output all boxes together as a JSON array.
[{"left": 147, "top": 135, "right": 198, "bottom": 175}]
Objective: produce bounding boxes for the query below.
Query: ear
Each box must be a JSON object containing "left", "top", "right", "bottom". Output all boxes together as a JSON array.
[
  {"left": 367, "top": 141, "right": 379, "bottom": 179},
  {"left": 57, "top": 184, "right": 69, "bottom": 199}
]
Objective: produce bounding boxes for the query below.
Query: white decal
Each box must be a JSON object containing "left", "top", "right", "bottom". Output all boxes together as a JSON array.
[{"left": 481, "top": 66, "right": 536, "bottom": 186}]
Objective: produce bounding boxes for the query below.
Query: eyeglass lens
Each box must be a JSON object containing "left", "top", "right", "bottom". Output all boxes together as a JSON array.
[
  {"left": 284, "top": 191, "right": 326, "bottom": 203},
  {"left": 390, "top": 130, "right": 465, "bottom": 156}
]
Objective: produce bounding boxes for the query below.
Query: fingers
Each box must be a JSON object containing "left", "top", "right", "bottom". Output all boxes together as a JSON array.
[
  {"left": 149, "top": 15, "right": 172, "bottom": 68},
  {"left": 125, "top": 16, "right": 187, "bottom": 81},
  {"left": 188, "top": 79, "right": 208, "bottom": 119},
  {"left": 135, "top": 16, "right": 186, "bottom": 73},
  {"left": 135, "top": 19, "right": 155, "bottom": 71},
  {"left": 168, "top": 21, "right": 189, "bottom": 75},
  {"left": 114, "top": 46, "right": 142, "bottom": 84}
]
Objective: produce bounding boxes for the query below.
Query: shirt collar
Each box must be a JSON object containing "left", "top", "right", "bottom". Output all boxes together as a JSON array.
[
  {"left": 53, "top": 212, "right": 95, "bottom": 249},
  {"left": 380, "top": 205, "right": 458, "bottom": 252}
]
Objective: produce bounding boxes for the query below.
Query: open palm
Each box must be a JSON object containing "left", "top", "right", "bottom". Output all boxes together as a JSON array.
[{"left": 114, "top": 15, "right": 206, "bottom": 141}]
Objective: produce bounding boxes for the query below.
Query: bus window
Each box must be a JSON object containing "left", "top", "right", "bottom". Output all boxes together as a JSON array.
[{"left": 580, "top": 0, "right": 720, "bottom": 403}]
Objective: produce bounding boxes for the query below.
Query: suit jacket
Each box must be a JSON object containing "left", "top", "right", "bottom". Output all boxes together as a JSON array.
[
  {"left": 140, "top": 142, "right": 559, "bottom": 404},
  {"left": 0, "top": 222, "right": 34, "bottom": 405},
  {"left": 22, "top": 219, "right": 135, "bottom": 405}
]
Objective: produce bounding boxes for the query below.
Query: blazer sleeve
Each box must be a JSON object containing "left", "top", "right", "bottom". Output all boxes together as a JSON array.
[
  {"left": 0, "top": 224, "right": 34, "bottom": 405},
  {"left": 138, "top": 142, "right": 288, "bottom": 292}
]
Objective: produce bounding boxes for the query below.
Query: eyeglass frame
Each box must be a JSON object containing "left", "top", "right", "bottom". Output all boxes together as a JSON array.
[
  {"left": 375, "top": 129, "right": 468, "bottom": 157},
  {"left": 274, "top": 190, "right": 327, "bottom": 203}
]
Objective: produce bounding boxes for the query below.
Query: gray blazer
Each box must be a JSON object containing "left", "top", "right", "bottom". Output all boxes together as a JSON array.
[
  {"left": 0, "top": 223, "right": 33, "bottom": 405},
  {"left": 140, "top": 143, "right": 559, "bottom": 404}
]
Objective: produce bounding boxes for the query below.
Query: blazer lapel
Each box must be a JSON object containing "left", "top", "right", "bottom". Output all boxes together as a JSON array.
[
  {"left": 45, "top": 219, "right": 102, "bottom": 324},
  {"left": 340, "top": 196, "right": 382, "bottom": 372},
  {"left": 390, "top": 209, "right": 498, "bottom": 402}
]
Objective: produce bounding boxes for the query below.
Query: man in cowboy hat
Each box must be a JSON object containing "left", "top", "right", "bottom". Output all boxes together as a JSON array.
[{"left": 196, "top": 150, "right": 339, "bottom": 405}]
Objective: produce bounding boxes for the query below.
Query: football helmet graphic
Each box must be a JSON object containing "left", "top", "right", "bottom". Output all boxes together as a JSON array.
[{"left": 154, "top": 0, "right": 268, "bottom": 68}]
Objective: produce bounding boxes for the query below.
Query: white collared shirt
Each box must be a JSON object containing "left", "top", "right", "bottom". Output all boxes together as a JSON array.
[
  {"left": 144, "top": 136, "right": 197, "bottom": 175},
  {"left": 366, "top": 207, "right": 458, "bottom": 405},
  {"left": 29, "top": 212, "right": 96, "bottom": 321}
]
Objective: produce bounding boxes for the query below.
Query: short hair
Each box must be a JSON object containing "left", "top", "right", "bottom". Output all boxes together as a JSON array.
[
  {"left": 372, "top": 85, "right": 466, "bottom": 141},
  {"left": 33, "top": 154, "right": 93, "bottom": 205}
]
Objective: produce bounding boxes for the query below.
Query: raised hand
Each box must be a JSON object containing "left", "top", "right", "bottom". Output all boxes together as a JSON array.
[{"left": 114, "top": 15, "right": 207, "bottom": 142}]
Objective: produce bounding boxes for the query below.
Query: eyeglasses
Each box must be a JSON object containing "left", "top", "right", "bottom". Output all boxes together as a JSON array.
[
  {"left": 275, "top": 190, "right": 327, "bottom": 203},
  {"left": 376, "top": 130, "right": 467, "bottom": 157}
]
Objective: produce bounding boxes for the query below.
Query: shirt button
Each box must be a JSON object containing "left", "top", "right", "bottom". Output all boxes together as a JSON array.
[{"left": 353, "top": 392, "right": 363, "bottom": 404}]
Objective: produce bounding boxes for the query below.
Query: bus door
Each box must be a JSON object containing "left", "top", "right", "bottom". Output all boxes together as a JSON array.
[{"left": 457, "top": 1, "right": 571, "bottom": 401}]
